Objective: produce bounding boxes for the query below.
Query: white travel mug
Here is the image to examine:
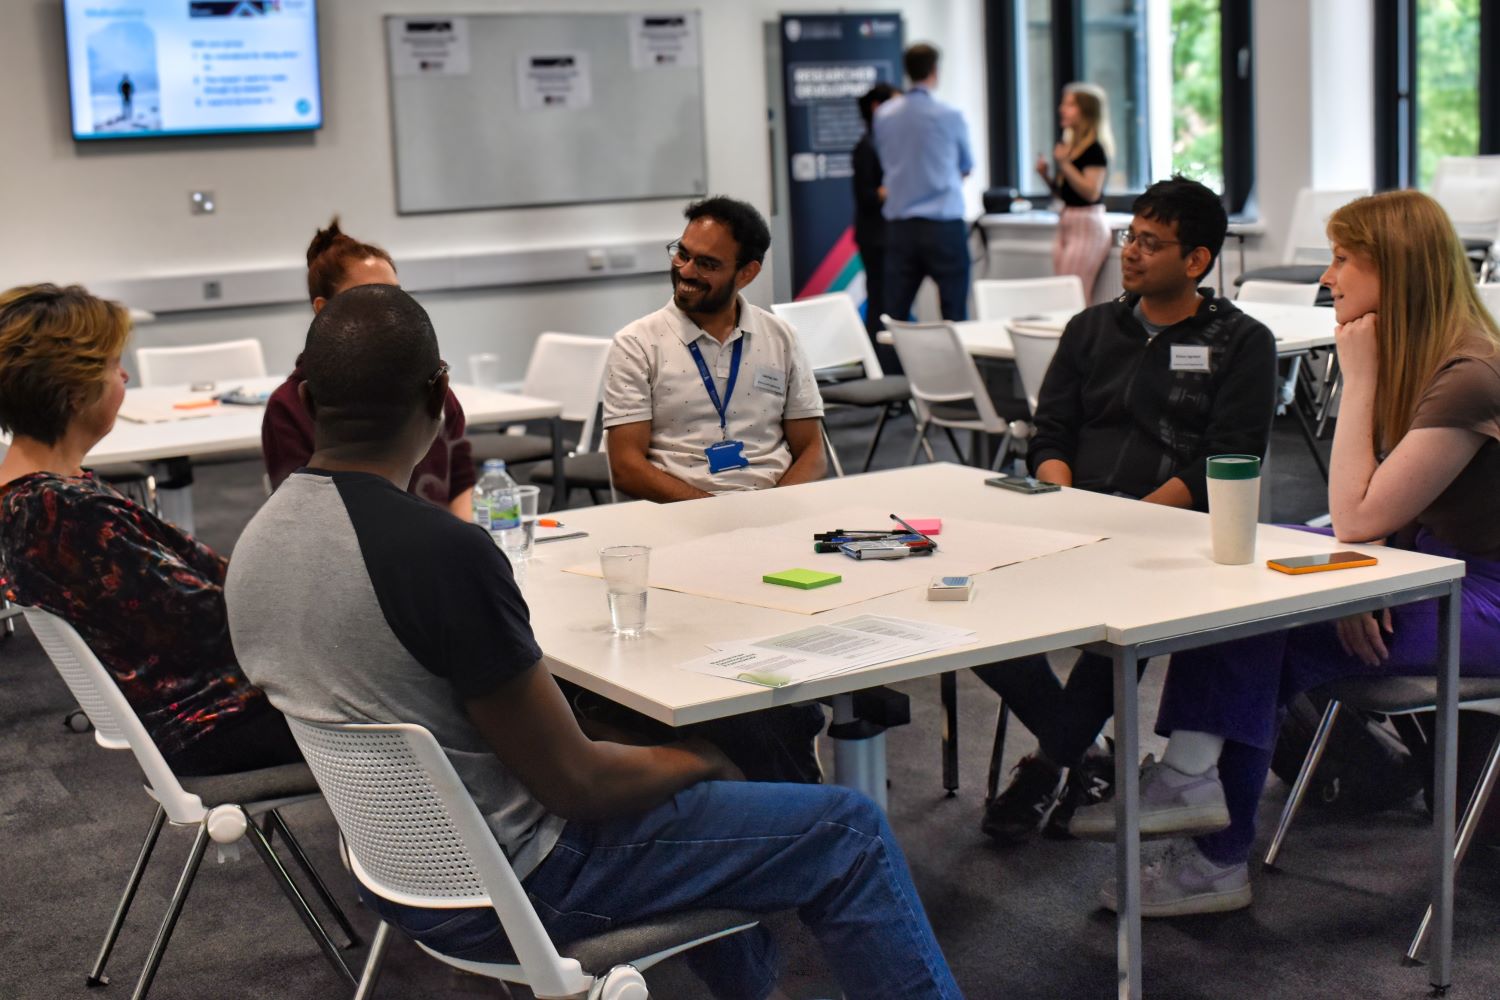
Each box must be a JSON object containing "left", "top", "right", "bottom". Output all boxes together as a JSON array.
[{"left": 1206, "top": 455, "right": 1261, "bottom": 565}]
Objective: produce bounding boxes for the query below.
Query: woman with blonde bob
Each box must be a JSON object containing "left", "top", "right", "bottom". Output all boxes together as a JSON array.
[
  {"left": 1065, "top": 191, "right": 1500, "bottom": 917},
  {"left": 0, "top": 284, "right": 301, "bottom": 774},
  {"left": 1036, "top": 82, "right": 1114, "bottom": 298}
]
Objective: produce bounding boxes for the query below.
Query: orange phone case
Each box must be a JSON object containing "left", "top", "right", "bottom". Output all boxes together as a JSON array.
[{"left": 1266, "top": 554, "right": 1379, "bottom": 575}]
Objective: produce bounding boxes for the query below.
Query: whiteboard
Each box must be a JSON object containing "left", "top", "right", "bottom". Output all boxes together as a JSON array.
[{"left": 385, "top": 12, "right": 709, "bottom": 214}]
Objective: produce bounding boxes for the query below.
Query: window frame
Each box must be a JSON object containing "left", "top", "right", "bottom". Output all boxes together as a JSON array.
[{"left": 984, "top": 0, "right": 1256, "bottom": 216}]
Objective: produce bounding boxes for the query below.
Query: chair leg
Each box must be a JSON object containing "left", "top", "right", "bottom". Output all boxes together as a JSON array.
[
  {"left": 354, "top": 920, "right": 394, "bottom": 1000},
  {"left": 859, "top": 404, "right": 894, "bottom": 474},
  {"left": 905, "top": 403, "right": 936, "bottom": 462},
  {"left": 821, "top": 424, "right": 845, "bottom": 478},
  {"left": 129, "top": 822, "right": 211, "bottom": 1000},
  {"left": 1405, "top": 727, "right": 1500, "bottom": 964},
  {"left": 88, "top": 805, "right": 167, "bottom": 987},
  {"left": 244, "top": 816, "right": 356, "bottom": 988},
  {"left": 941, "top": 426, "right": 966, "bottom": 465},
  {"left": 988, "top": 430, "right": 1013, "bottom": 472},
  {"left": 941, "top": 673, "right": 959, "bottom": 796},
  {"left": 264, "top": 809, "right": 361, "bottom": 948},
  {"left": 905, "top": 421, "right": 930, "bottom": 467},
  {"left": 986, "top": 702, "right": 1011, "bottom": 804},
  {"left": 1264, "top": 699, "right": 1343, "bottom": 868}
]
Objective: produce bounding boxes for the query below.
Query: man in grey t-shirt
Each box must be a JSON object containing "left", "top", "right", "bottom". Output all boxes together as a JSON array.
[{"left": 225, "top": 284, "right": 962, "bottom": 999}]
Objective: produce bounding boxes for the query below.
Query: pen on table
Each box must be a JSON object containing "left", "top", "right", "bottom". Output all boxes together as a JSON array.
[{"left": 889, "top": 513, "right": 939, "bottom": 551}]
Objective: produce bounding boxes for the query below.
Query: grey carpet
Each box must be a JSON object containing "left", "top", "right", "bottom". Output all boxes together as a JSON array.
[{"left": 3, "top": 411, "right": 1498, "bottom": 999}]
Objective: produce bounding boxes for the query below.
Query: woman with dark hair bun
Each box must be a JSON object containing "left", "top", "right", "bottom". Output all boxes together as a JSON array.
[{"left": 261, "top": 217, "right": 476, "bottom": 517}]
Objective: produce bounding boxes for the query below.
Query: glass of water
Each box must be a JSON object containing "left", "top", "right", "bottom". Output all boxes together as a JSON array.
[
  {"left": 499, "top": 485, "right": 541, "bottom": 564},
  {"left": 599, "top": 545, "right": 650, "bottom": 637}
]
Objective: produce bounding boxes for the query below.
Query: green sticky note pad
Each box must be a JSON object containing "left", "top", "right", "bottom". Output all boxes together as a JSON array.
[{"left": 763, "top": 568, "right": 842, "bottom": 590}]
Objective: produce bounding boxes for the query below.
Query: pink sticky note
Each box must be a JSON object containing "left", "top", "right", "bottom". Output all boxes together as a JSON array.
[{"left": 904, "top": 517, "right": 942, "bottom": 535}]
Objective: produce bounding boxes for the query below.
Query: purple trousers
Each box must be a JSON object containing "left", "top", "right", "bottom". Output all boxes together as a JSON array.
[{"left": 1154, "top": 529, "right": 1500, "bottom": 864}]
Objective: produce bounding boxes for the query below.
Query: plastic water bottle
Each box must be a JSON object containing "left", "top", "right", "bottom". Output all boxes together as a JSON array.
[{"left": 473, "top": 460, "right": 520, "bottom": 546}]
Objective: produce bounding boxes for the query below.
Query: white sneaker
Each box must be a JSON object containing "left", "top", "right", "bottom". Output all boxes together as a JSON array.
[
  {"left": 1099, "top": 838, "right": 1252, "bottom": 917},
  {"left": 1068, "top": 755, "right": 1230, "bottom": 840}
]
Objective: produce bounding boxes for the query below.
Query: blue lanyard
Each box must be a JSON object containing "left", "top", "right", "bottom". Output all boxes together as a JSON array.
[{"left": 687, "top": 336, "right": 744, "bottom": 438}]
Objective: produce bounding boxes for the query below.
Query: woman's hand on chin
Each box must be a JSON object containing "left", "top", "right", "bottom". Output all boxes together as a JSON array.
[{"left": 1334, "top": 311, "right": 1380, "bottom": 384}]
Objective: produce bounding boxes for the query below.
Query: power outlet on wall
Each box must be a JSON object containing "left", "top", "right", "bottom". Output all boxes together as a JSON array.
[
  {"left": 190, "top": 191, "right": 216, "bottom": 215},
  {"left": 202, "top": 280, "right": 222, "bottom": 301}
]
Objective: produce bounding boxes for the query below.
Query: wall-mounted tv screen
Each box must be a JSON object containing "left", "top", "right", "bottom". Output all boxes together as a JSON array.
[{"left": 64, "top": 0, "right": 322, "bottom": 141}]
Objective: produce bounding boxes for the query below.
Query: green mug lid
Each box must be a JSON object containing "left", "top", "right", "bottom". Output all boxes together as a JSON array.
[{"left": 1207, "top": 454, "right": 1261, "bottom": 480}]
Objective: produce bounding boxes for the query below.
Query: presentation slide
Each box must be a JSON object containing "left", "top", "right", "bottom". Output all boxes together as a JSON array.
[{"left": 64, "top": 0, "right": 322, "bottom": 140}]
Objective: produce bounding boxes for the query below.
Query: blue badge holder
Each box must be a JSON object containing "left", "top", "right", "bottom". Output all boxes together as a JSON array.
[{"left": 706, "top": 439, "right": 749, "bottom": 474}]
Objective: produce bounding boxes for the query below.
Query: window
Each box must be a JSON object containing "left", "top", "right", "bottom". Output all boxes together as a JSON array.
[
  {"left": 1375, "top": 0, "right": 1499, "bottom": 190},
  {"left": 988, "top": 0, "right": 1253, "bottom": 213}
]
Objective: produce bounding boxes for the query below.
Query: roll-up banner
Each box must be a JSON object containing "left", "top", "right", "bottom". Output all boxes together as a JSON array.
[{"left": 779, "top": 13, "right": 903, "bottom": 308}]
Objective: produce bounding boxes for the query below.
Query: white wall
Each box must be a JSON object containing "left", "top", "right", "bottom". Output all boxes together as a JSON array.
[{"left": 0, "top": 0, "right": 986, "bottom": 378}]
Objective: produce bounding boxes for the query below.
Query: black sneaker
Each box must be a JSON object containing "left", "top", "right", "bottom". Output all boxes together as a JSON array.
[
  {"left": 1044, "top": 742, "right": 1116, "bottom": 840},
  {"left": 981, "top": 755, "right": 1066, "bottom": 845}
]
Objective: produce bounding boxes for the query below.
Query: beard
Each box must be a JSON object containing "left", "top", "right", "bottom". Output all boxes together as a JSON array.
[{"left": 671, "top": 268, "right": 736, "bottom": 315}]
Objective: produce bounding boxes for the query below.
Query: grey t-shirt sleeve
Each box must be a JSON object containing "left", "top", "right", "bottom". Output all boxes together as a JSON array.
[{"left": 332, "top": 472, "right": 542, "bottom": 699}]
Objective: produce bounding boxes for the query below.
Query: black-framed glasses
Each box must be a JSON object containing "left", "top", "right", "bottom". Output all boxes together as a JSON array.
[
  {"left": 666, "top": 240, "right": 730, "bottom": 275},
  {"left": 1115, "top": 229, "right": 1188, "bottom": 255},
  {"left": 427, "top": 361, "right": 450, "bottom": 387}
]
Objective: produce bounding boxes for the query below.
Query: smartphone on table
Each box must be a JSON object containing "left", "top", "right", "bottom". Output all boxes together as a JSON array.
[
  {"left": 986, "top": 475, "right": 1061, "bottom": 495},
  {"left": 1266, "top": 551, "right": 1379, "bottom": 575}
]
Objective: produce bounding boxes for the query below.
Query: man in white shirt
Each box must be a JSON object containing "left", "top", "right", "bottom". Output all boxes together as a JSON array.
[{"left": 605, "top": 196, "right": 827, "bottom": 502}]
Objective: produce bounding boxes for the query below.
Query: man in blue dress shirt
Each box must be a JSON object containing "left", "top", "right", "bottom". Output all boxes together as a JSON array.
[{"left": 873, "top": 43, "right": 975, "bottom": 327}]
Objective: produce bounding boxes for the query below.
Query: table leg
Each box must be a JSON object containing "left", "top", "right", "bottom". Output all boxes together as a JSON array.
[
  {"left": 830, "top": 693, "right": 889, "bottom": 812},
  {"left": 549, "top": 417, "right": 568, "bottom": 513},
  {"left": 1431, "top": 581, "right": 1460, "bottom": 992},
  {"left": 1112, "top": 645, "right": 1143, "bottom": 1000}
]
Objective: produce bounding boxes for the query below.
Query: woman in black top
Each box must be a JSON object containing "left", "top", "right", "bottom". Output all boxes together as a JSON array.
[
  {"left": 852, "top": 83, "right": 899, "bottom": 353},
  {"left": 1035, "top": 82, "right": 1113, "bottom": 301}
]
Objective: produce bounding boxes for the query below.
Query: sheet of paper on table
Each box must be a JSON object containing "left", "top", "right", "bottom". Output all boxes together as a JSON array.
[
  {"left": 116, "top": 387, "right": 223, "bottom": 424},
  {"left": 682, "top": 614, "right": 977, "bottom": 688},
  {"left": 563, "top": 508, "right": 1104, "bottom": 614}
]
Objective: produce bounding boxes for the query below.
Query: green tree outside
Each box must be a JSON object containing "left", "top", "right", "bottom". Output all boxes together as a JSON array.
[
  {"left": 1416, "top": 0, "right": 1480, "bottom": 188},
  {"left": 1171, "top": 0, "right": 1222, "bottom": 191}
]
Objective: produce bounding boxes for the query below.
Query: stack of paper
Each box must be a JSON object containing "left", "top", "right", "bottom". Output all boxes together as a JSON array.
[{"left": 679, "top": 614, "right": 976, "bottom": 689}]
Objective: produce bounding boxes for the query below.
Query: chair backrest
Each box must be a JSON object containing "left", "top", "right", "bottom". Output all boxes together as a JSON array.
[
  {"left": 881, "top": 316, "right": 1007, "bottom": 432},
  {"left": 1283, "top": 188, "right": 1368, "bottom": 265},
  {"left": 972, "top": 276, "right": 1086, "bottom": 323},
  {"left": 20, "top": 608, "right": 204, "bottom": 822},
  {"left": 771, "top": 293, "right": 886, "bottom": 379},
  {"left": 1477, "top": 283, "right": 1500, "bottom": 320},
  {"left": 1236, "top": 280, "right": 1321, "bottom": 306},
  {"left": 1431, "top": 159, "right": 1500, "bottom": 241},
  {"left": 135, "top": 339, "right": 268, "bottom": 388},
  {"left": 285, "top": 718, "right": 588, "bottom": 997},
  {"left": 1006, "top": 325, "right": 1064, "bottom": 415},
  {"left": 518, "top": 333, "right": 613, "bottom": 453}
]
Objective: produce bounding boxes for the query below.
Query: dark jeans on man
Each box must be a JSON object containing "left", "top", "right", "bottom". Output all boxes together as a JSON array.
[
  {"left": 884, "top": 218, "right": 971, "bottom": 325},
  {"left": 857, "top": 242, "right": 902, "bottom": 375},
  {"left": 973, "top": 652, "right": 1148, "bottom": 767}
]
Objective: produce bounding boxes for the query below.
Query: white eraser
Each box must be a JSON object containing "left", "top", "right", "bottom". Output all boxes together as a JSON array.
[{"left": 926, "top": 575, "right": 974, "bottom": 601}]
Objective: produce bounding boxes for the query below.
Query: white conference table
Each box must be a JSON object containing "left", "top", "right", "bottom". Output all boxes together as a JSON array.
[
  {"left": 84, "top": 375, "right": 562, "bottom": 532},
  {"left": 521, "top": 463, "right": 1464, "bottom": 999}
]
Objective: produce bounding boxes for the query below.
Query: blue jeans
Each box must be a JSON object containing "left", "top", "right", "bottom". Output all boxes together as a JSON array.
[
  {"left": 885, "top": 218, "right": 971, "bottom": 323},
  {"left": 1155, "top": 529, "right": 1500, "bottom": 864},
  {"left": 364, "top": 782, "right": 962, "bottom": 1000}
]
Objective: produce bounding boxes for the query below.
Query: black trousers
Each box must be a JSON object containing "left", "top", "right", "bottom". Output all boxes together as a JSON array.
[
  {"left": 972, "top": 652, "right": 1148, "bottom": 768},
  {"left": 884, "top": 218, "right": 971, "bottom": 325},
  {"left": 856, "top": 240, "right": 902, "bottom": 374}
]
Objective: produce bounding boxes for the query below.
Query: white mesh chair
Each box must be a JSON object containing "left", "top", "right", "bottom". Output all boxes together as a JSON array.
[
  {"left": 1433, "top": 157, "right": 1500, "bottom": 276},
  {"left": 21, "top": 608, "right": 358, "bottom": 998},
  {"left": 772, "top": 293, "right": 914, "bottom": 473},
  {"left": 1238, "top": 188, "right": 1369, "bottom": 288},
  {"left": 1236, "top": 280, "right": 1321, "bottom": 306},
  {"left": 882, "top": 316, "right": 1018, "bottom": 469},
  {"left": 134, "top": 338, "right": 267, "bottom": 388},
  {"left": 287, "top": 718, "right": 759, "bottom": 1000},
  {"left": 1263, "top": 675, "right": 1500, "bottom": 963},
  {"left": 1006, "top": 325, "right": 1064, "bottom": 416},
  {"left": 469, "top": 334, "right": 613, "bottom": 506},
  {"left": 972, "top": 276, "right": 1086, "bottom": 322}
]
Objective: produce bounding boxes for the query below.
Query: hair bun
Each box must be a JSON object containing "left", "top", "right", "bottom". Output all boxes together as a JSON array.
[{"left": 305, "top": 216, "right": 347, "bottom": 266}]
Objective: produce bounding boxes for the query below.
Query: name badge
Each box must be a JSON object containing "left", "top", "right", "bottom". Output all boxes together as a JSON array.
[
  {"left": 753, "top": 367, "right": 787, "bottom": 395},
  {"left": 706, "top": 439, "right": 749, "bottom": 474},
  {"left": 1170, "top": 345, "right": 1212, "bottom": 373}
]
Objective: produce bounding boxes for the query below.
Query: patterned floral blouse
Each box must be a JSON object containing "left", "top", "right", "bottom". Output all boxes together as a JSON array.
[{"left": 0, "top": 472, "right": 274, "bottom": 760}]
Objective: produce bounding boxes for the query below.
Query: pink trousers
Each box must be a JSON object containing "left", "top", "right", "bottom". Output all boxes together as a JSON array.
[{"left": 1053, "top": 204, "right": 1111, "bottom": 302}]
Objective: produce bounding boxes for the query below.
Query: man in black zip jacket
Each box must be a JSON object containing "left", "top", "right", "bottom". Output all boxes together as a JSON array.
[{"left": 977, "top": 176, "right": 1278, "bottom": 845}]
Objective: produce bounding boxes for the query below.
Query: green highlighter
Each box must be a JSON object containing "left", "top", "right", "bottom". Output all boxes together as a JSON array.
[{"left": 763, "top": 568, "right": 843, "bottom": 590}]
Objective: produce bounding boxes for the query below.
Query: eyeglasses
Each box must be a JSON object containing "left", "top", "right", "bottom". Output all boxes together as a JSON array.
[
  {"left": 1115, "top": 229, "right": 1188, "bottom": 255},
  {"left": 666, "top": 241, "right": 731, "bottom": 275},
  {"left": 427, "top": 361, "right": 450, "bottom": 388}
]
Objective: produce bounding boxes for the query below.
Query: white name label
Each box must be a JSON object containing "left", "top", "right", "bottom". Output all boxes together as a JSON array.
[
  {"left": 1170, "top": 345, "right": 1212, "bottom": 373},
  {"left": 753, "top": 367, "right": 787, "bottom": 394}
]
